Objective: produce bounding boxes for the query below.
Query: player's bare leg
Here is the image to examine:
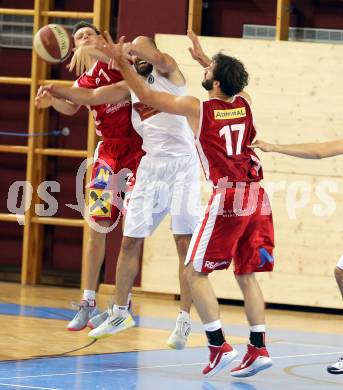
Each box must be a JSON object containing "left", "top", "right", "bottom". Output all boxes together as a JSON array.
[
  {"left": 231, "top": 273, "right": 272, "bottom": 378},
  {"left": 185, "top": 264, "right": 238, "bottom": 376},
  {"left": 186, "top": 264, "right": 219, "bottom": 323},
  {"left": 167, "top": 234, "right": 193, "bottom": 349},
  {"left": 88, "top": 236, "right": 142, "bottom": 339},
  {"left": 67, "top": 220, "right": 110, "bottom": 331},
  {"left": 174, "top": 234, "right": 193, "bottom": 312},
  {"left": 86, "top": 215, "right": 133, "bottom": 330},
  {"left": 115, "top": 236, "right": 143, "bottom": 305},
  {"left": 235, "top": 273, "right": 265, "bottom": 325},
  {"left": 85, "top": 220, "right": 111, "bottom": 291}
]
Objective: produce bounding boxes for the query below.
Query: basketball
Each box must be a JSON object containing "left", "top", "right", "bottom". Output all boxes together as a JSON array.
[{"left": 33, "top": 24, "right": 72, "bottom": 63}]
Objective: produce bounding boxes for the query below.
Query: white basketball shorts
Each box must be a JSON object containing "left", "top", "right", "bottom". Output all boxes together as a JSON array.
[{"left": 124, "top": 153, "right": 201, "bottom": 238}]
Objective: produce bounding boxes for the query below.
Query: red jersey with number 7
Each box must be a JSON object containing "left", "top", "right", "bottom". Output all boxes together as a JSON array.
[
  {"left": 195, "top": 96, "right": 263, "bottom": 187},
  {"left": 76, "top": 61, "right": 139, "bottom": 142}
]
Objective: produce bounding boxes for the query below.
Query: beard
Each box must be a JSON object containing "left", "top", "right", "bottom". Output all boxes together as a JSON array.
[
  {"left": 202, "top": 78, "right": 214, "bottom": 91},
  {"left": 134, "top": 61, "right": 154, "bottom": 77}
]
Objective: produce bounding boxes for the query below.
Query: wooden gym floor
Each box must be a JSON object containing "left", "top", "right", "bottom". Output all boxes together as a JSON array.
[{"left": 0, "top": 282, "right": 342, "bottom": 389}]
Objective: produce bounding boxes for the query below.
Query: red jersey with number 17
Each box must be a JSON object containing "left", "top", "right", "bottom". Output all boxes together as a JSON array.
[
  {"left": 195, "top": 96, "right": 263, "bottom": 187},
  {"left": 76, "top": 61, "right": 139, "bottom": 142}
]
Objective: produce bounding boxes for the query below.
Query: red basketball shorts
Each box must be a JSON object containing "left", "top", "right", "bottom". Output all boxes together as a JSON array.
[
  {"left": 88, "top": 139, "right": 144, "bottom": 222},
  {"left": 185, "top": 182, "right": 274, "bottom": 275}
]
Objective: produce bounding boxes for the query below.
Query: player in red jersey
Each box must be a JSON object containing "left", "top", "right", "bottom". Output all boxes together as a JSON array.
[
  {"left": 35, "top": 22, "right": 144, "bottom": 331},
  {"left": 109, "top": 35, "right": 274, "bottom": 378},
  {"left": 251, "top": 138, "right": 343, "bottom": 375}
]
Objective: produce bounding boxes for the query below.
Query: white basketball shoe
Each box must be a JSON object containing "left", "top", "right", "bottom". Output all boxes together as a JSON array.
[{"left": 167, "top": 312, "right": 191, "bottom": 350}]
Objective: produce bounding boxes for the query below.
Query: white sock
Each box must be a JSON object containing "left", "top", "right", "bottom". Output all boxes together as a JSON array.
[
  {"left": 112, "top": 304, "right": 129, "bottom": 318},
  {"left": 250, "top": 324, "right": 266, "bottom": 332},
  {"left": 83, "top": 290, "right": 96, "bottom": 306},
  {"left": 204, "top": 320, "right": 222, "bottom": 332},
  {"left": 126, "top": 292, "right": 132, "bottom": 306},
  {"left": 178, "top": 310, "right": 190, "bottom": 321}
]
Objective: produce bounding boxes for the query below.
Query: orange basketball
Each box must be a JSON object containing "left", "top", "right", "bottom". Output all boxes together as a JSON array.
[{"left": 33, "top": 24, "right": 72, "bottom": 63}]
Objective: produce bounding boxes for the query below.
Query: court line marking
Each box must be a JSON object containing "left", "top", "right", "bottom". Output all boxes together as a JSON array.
[
  {"left": 0, "top": 350, "right": 342, "bottom": 380},
  {"left": 0, "top": 386, "right": 59, "bottom": 390},
  {"left": 274, "top": 341, "right": 343, "bottom": 350},
  {"left": 284, "top": 361, "right": 343, "bottom": 387},
  {"left": 272, "top": 351, "right": 343, "bottom": 360}
]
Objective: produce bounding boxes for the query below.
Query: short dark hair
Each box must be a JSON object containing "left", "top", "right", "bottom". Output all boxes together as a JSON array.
[
  {"left": 212, "top": 53, "right": 249, "bottom": 97},
  {"left": 72, "top": 21, "right": 100, "bottom": 36}
]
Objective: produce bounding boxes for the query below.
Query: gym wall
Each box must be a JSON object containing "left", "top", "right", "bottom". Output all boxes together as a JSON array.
[{"left": 142, "top": 33, "right": 343, "bottom": 309}]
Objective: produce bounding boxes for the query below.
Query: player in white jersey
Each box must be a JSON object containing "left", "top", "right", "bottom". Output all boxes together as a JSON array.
[
  {"left": 126, "top": 65, "right": 198, "bottom": 238},
  {"left": 42, "top": 35, "right": 201, "bottom": 348}
]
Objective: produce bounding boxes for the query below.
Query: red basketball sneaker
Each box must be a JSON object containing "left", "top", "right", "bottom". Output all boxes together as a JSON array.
[
  {"left": 203, "top": 342, "right": 238, "bottom": 377},
  {"left": 230, "top": 344, "right": 272, "bottom": 378}
]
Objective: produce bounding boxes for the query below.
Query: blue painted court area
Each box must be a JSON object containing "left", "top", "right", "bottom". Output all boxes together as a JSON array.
[
  {"left": 0, "top": 302, "right": 342, "bottom": 389},
  {"left": 0, "top": 341, "right": 342, "bottom": 389},
  {"left": 0, "top": 303, "right": 75, "bottom": 320}
]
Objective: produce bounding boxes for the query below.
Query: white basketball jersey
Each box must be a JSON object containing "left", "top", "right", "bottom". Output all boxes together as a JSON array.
[{"left": 130, "top": 69, "right": 196, "bottom": 157}]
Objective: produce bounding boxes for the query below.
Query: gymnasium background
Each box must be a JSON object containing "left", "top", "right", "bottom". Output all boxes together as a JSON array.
[{"left": 0, "top": 0, "right": 342, "bottom": 309}]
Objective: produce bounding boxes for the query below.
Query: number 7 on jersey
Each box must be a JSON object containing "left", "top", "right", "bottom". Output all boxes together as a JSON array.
[{"left": 219, "top": 124, "right": 245, "bottom": 156}]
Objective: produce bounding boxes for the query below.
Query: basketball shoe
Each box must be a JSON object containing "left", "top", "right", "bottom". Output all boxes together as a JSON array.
[
  {"left": 230, "top": 344, "right": 272, "bottom": 378},
  {"left": 327, "top": 357, "right": 343, "bottom": 374},
  {"left": 67, "top": 300, "right": 100, "bottom": 331},
  {"left": 87, "top": 309, "right": 109, "bottom": 329},
  {"left": 167, "top": 314, "right": 191, "bottom": 350},
  {"left": 88, "top": 310, "right": 136, "bottom": 339},
  {"left": 87, "top": 295, "right": 132, "bottom": 329},
  {"left": 203, "top": 342, "right": 238, "bottom": 377}
]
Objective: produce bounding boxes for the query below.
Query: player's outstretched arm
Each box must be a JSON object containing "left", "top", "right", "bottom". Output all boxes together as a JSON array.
[
  {"left": 109, "top": 34, "right": 185, "bottom": 86},
  {"left": 35, "top": 87, "right": 80, "bottom": 116},
  {"left": 50, "top": 96, "right": 80, "bottom": 115},
  {"left": 251, "top": 139, "right": 343, "bottom": 159},
  {"left": 114, "top": 37, "right": 200, "bottom": 131},
  {"left": 128, "top": 36, "right": 178, "bottom": 74},
  {"left": 187, "top": 30, "right": 211, "bottom": 68},
  {"left": 37, "top": 81, "right": 130, "bottom": 106}
]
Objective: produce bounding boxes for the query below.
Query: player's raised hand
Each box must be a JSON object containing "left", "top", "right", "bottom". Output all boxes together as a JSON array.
[
  {"left": 100, "top": 31, "right": 119, "bottom": 70},
  {"left": 187, "top": 30, "right": 211, "bottom": 68},
  {"left": 68, "top": 36, "right": 110, "bottom": 76},
  {"left": 109, "top": 36, "right": 129, "bottom": 68},
  {"left": 249, "top": 140, "right": 275, "bottom": 152},
  {"left": 187, "top": 30, "right": 204, "bottom": 60},
  {"left": 96, "top": 32, "right": 115, "bottom": 58},
  {"left": 68, "top": 46, "right": 95, "bottom": 75}
]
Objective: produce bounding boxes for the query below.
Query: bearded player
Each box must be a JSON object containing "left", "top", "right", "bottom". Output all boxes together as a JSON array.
[{"left": 109, "top": 35, "right": 275, "bottom": 378}]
